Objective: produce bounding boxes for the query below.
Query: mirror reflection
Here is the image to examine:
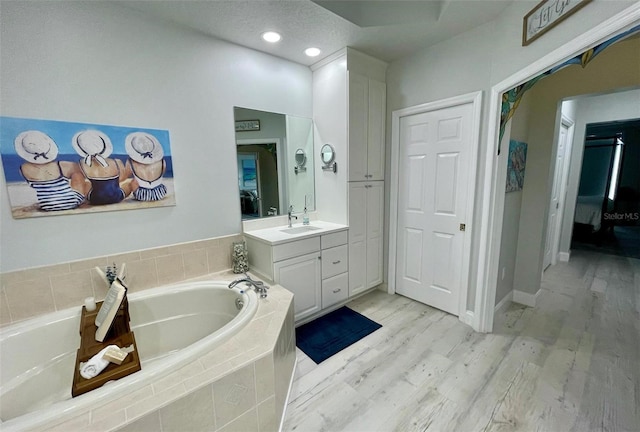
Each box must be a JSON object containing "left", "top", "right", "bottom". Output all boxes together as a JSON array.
[
  {"left": 295, "top": 149, "right": 307, "bottom": 174},
  {"left": 234, "top": 107, "right": 315, "bottom": 220},
  {"left": 321, "top": 143, "right": 335, "bottom": 164}
]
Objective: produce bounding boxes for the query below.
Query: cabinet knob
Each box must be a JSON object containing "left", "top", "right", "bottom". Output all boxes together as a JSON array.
[{"left": 332, "top": 288, "right": 341, "bottom": 293}]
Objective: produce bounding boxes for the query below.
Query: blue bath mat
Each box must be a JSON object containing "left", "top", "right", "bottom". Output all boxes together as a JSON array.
[{"left": 296, "top": 307, "right": 382, "bottom": 364}]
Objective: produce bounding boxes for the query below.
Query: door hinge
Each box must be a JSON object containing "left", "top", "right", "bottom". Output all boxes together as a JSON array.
[{"left": 459, "top": 223, "right": 466, "bottom": 232}]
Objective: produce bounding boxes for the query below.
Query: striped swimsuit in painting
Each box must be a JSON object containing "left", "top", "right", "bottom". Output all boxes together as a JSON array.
[
  {"left": 131, "top": 161, "right": 167, "bottom": 201},
  {"left": 27, "top": 176, "right": 85, "bottom": 211}
]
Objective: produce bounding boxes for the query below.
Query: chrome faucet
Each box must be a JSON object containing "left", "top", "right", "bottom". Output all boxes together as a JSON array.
[
  {"left": 288, "top": 205, "right": 298, "bottom": 228},
  {"left": 228, "top": 274, "right": 269, "bottom": 298}
]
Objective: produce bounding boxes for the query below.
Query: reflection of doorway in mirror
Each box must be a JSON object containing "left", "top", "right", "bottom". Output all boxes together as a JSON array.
[
  {"left": 237, "top": 152, "right": 261, "bottom": 218},
  {"left": 236, "top": 140, "right": 282, "bottom": 219}
]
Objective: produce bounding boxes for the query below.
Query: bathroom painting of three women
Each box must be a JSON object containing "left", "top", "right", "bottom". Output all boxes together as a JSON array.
[{"left": 0, "top": 117, "right": 176, "bottom": 219}]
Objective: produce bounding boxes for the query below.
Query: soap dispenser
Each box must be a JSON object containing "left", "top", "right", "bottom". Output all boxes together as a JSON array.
[{"left": 303, "top": 206, "right": 310, "bottom": 225}]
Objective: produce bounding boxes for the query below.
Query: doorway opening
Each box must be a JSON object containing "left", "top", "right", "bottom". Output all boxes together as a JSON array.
[
  {"left": 477, "top": 7, "right": 640, "bottom": 332},
  {"left": 236, "top": 139, "right": 283, "bottom": 219}
]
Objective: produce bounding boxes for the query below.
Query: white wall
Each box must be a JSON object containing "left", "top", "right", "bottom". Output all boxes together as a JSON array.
[
  {"left": 495, "top": 92, "right": 531, "bottom": 306},
  {"left": 312, "top": 54, "right": 349, "bottom": 225},
  {"left": 0, "top": 1, "right": 312, "bottom": 272},
  {"left": 559, "top": 88, "right": 640, "bottom": 254},
  {"left": 386, "top": 1, "right": 638, "bottom": 310}
]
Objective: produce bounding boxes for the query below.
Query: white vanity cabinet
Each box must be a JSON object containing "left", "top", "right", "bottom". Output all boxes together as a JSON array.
[
  {"left": 348, "top": 181, "right": 384, "bottom": 296},
  {"left": 348, "top": 72, "right": 386, "bottom": 182},
  {"left": 320, "top": 231, "right": 349, "bottom": 309},
  {"left": 244, "top": 224, "right": 349, "bottom": 323},
  {"left": 273, "top": 251, "right": 322, "bottom": 321}
]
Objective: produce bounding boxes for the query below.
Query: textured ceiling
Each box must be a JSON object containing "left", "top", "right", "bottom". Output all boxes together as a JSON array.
[{"left": 121, "top": 0, "right": 515, "bottom": 66}]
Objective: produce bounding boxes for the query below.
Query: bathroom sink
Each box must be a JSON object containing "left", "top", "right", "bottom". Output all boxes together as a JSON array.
[{"left": 280, "top": 226, "right": 322, "bottom": 235}]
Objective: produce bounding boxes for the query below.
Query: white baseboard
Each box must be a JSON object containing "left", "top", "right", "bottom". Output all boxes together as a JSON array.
[
  {"left": 513, "top": 289, "right": 541, "bottom": 307},
  {"left": 558, "top": 251, "right": 570, "bottom": 262},
  {"left": 494, "top": 291, "right": 513, "bottom": 312}
]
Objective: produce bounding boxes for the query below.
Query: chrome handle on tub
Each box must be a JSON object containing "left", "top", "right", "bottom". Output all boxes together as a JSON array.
[
  {"left": 332, "top": 260, "right": 341, "bottom": 264},
  {"left": 332, "top": 288, "right": 341, "bottom": 293}
]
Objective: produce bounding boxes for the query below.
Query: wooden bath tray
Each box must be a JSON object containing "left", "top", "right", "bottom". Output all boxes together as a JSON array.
[{"left": 71, "top": 300, "right": 141, "bottom": 397}]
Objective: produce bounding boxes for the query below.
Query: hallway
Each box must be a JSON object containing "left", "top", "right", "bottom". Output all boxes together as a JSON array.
[{"left": 284, "top": 250, "right": 640, "bottom": 431}]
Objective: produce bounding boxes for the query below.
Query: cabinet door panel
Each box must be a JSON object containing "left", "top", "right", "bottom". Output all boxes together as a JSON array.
[
  {"left": 348, "top": 183, "right": 367, "bottom": 244},
  {"left": 367, "top": 182, "right": 384, "bottom": 241},
  {"left": 366, "top": 236, "right": 383, "bottom": 289},
  {"left": 366, "top": 182, "right": 384, "bottom": 289},
  {"left": 348, "top": 72, "right": 369, "bottom": 181},
  {"left": 274, "top": 252, "right": 321, "bottom": 321},
  {"left": 367, "top": 79, "right": 386, "bottom": 181},
  {"left": 349, "top": 239, "right": 367, "bottom": 296},
  {"left": 348, "top": 182, "right": 368, "bottom": 295}
]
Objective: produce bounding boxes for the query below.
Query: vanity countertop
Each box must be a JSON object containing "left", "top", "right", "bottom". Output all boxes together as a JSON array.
[{"left": 243, "top": 220, "right": 348, "bottom": 245}]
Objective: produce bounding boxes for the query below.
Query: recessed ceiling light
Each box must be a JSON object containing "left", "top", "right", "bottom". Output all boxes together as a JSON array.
[
  {"left": 262, "top": 31, "right": 282, "bottom": 43},
  {"left": 305, "top": 47, "right": 321, "bottom": 57}
]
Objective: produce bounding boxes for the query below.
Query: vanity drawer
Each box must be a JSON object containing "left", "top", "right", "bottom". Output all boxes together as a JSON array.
[
  {"left": 321, "top": 230, "right": 348, "bottom": 249},
  {"left": 273, "top": 237, "right": 320, "bottom": 262},
  {"left": 322, "top": 272, "right": 349, "bottom": 309},
  {"left": 321, "top": 245, "right": 348, "bottom": 279}
]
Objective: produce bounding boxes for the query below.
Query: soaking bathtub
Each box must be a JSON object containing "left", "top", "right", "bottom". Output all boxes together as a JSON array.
[{"left": 0, "top": 281, "right": 258, "bottom": 431}]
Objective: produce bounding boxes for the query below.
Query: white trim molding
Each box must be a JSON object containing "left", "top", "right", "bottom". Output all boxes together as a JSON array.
[
  {"left": 388, "top": 91, "right": 483, "bottom": 330},
  {"left": 513, "top": 289, "right": 542, "bottom": 308},
  {"left": 558, "top": 251, "right": 571, "bottom": 262},
  {"left": 474, "top": 5, "right": 640, "bottom": 333}
]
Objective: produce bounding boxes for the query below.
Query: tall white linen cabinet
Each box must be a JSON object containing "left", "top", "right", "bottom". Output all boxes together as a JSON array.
[{"left": 312, "top": 48, "right": 387, "bottom": 298}]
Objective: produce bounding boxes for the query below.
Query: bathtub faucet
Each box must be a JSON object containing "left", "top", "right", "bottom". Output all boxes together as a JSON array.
[{"left": 228, "top": 274, "right": 269, "bottom": 298}]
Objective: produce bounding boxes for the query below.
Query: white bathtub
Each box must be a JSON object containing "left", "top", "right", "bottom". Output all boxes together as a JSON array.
[{"left": 0, "top": 281, "right": 258, "bottom": 431}]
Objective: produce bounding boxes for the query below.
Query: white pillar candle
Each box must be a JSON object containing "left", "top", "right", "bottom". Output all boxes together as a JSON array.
[{"left": 84, "top": 296, "right": 97, "bottom": 312}]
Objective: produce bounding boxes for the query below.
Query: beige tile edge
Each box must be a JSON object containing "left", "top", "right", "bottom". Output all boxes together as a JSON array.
[{"left": 1, "top": 234, "right": 244, "bottom": 326}]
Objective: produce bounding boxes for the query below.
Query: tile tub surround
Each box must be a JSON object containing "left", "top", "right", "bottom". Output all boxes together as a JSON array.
[
  {"left": 0, "top": 234, "right": 243, "bottom": 326},
  {"left": 28, "top": 276, "right": 295, "bottom": 432}
]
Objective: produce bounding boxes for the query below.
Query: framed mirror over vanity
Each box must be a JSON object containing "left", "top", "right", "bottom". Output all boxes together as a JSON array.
[{"left": 234, "top": 107, "right": 315, "bottom": 220}]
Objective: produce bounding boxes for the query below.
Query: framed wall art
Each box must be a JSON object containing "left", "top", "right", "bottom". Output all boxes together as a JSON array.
[
  {"left": 0, "top": 116, "right": 176, "bottom": 219},
  {"left": 506, "top": 140, "right": 528, "bottom": 193},
  {"left": 523, "top": 0, "right": 592, "bottom": 46},
  {"left": 235, "top": 119, "right": 260, "bottom": 132}
]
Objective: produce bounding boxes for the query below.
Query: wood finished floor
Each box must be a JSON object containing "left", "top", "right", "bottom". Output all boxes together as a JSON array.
[{"left": 283, "top": 250, "right": 640, "bottom": 432}]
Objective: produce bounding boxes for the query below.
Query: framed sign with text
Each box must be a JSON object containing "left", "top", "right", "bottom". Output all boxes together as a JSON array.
[
  {"left": 523, "top": 0, "right": 592, "bottom": 46},
  {"left": 235, "top": 119, "right": 260, "bottom": 132}
]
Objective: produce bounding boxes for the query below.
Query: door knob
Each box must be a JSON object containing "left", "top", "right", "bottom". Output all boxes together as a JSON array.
[{"left": 459, "top": 223, "right": 466, "bottom": 232}]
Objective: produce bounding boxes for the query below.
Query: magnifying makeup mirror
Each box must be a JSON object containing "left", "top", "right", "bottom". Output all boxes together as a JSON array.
[{"left": 320, "top": 144, "right": 337, "bottom": 173}]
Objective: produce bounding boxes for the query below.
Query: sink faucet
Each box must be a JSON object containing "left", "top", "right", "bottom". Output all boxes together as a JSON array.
[
  {"left": 228, "top": 274, "right": 269, "bottom": 298},
  {"left": 288, "top": 205, "right": 298, "bottom": 228}
]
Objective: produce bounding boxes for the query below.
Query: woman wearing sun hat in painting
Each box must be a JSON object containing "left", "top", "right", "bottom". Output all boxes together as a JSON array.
[
  {"left": 73, "top": 129, "right": 135, "bottom": 205},
  {"left": 125, "top": 132, "right": 167, "bottom": 201},
  {"left": 15, "top": 130, "right": 87, "bottom": 211}
]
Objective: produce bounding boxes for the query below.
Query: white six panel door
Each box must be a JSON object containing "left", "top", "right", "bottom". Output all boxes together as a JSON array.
[{"left": 396, "top": 103, "right": 473, "bottom": 315}]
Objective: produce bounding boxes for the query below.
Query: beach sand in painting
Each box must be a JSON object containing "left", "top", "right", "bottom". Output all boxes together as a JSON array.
[{"left": 7, "top": 178, "right": 176, "bottom": 219}]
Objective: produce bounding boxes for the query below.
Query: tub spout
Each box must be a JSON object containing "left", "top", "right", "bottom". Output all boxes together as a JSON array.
[{"left": 228, "top": 274, "right": 269, "bottom": 298}]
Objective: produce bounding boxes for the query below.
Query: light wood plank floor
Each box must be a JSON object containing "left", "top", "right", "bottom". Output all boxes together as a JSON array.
[{"left": 283, "top": 250, "right": 640, "bottom": 432}]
